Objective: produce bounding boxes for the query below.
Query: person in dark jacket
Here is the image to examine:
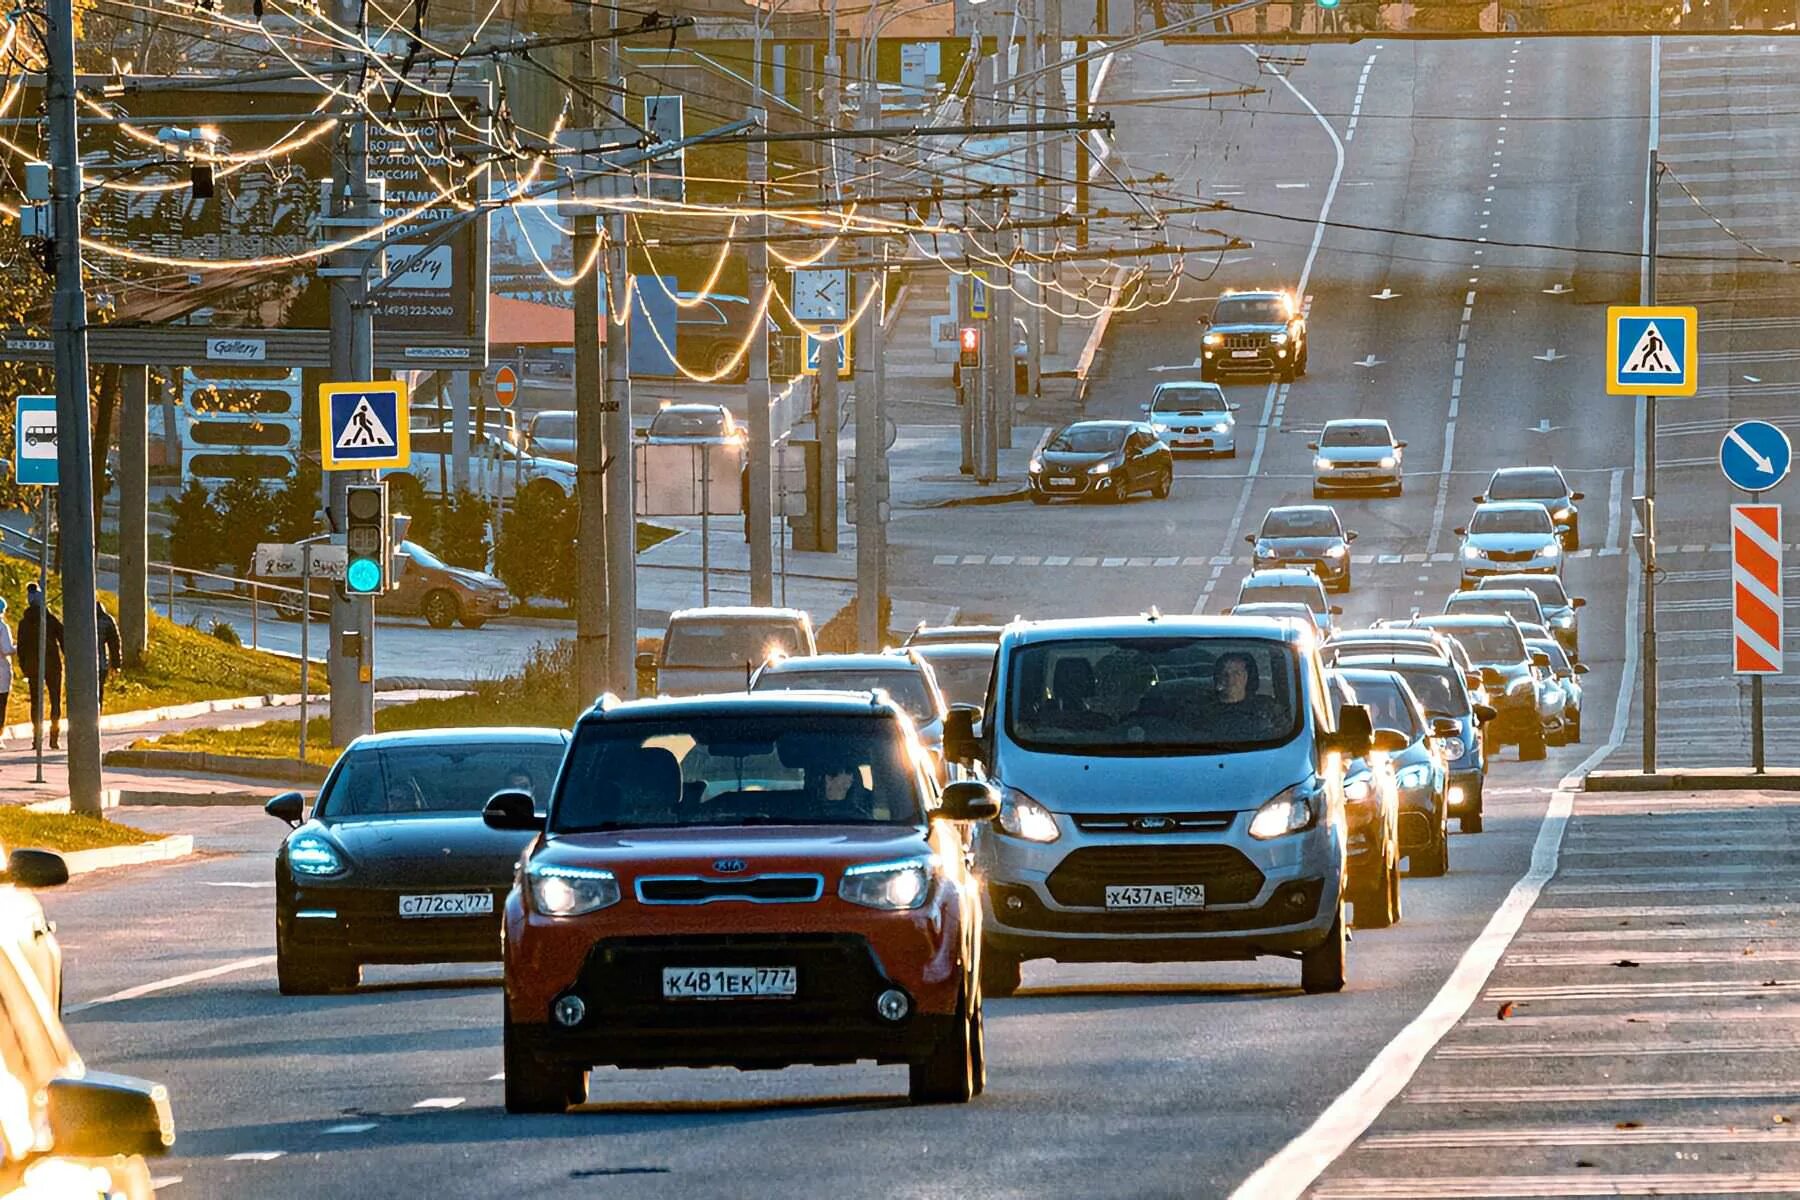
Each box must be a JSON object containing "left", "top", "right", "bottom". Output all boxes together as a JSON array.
[
  {"left": 15, "top": 583, "right": 64, "bottom": 751},
  {"left": 96, "top": 601, "right": 122, "bottom": 710}
]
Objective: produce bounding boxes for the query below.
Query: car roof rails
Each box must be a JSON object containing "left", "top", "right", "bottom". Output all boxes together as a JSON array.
[{"left": 1142, "top": 605, "right": 1162, "bottom": 622}]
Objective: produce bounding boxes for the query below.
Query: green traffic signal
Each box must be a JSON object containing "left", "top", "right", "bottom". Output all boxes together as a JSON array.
[
  {"left": 1318, "top": 0, "right": 1340, "bottom": 8},
  {"left": 345, "top": 558, "right": 383, "bottom": 594}
]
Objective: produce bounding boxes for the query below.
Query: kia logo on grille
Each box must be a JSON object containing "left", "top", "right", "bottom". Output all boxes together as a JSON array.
[
  {"left": 1134, "top": 817, "right": 1174, "bottom": 832},
  {"left": 712, "top": 859, "right": 747, "bottom": 873}
]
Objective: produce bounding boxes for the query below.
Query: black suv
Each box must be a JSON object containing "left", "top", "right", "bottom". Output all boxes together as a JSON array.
[{"left": 1201, "top": 290, "right": 1308, "bottom": 382}]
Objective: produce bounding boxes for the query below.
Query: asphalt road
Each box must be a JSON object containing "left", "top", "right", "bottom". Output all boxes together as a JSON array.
[{"left": 44, "top": 34, "right": 1800, "bottom": 1200}]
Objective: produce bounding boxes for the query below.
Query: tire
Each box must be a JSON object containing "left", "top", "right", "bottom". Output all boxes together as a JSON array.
[
  {"left": 980, "top": 947, "right": 1021, "bottom": 999},
  {"left": 1109, "top": 479, "right": 1130, "bottom": 504},
  {"left": 1520, "top": 728, "right": 1548, "bottom": 761},
  {"left": 1568, "top": 713, "right": 1582, "bottom": 743},
  {"left": 1151, "top": 468, "right": 1172, "bottom": 500},
  {"left": 1412, "top": 808, "right": 1450, "bottom": 877},
  {"left": 909, "top": 992, "right": 978, "bottom": 1104},
  {"left": 276, "top": 933, "right": 358, "bottom": 996},
  {"left": 1460, "top": 802, "right": 1484, "bottom": 835},
  {"left": 458, "top": 615, "right": 488, "bottom": 630},
  {"left": 1353, "top": 847, "right": 1400, "bottom": 930},
  {"left": 1029, "top": 491, "right": 1050, "bottom": 505},
  {"left": 1296, "top": 345, "right": 1309, "bottom": 377},
  {"left": 1563, "top": 521, "right": 1580, "bottom": 552},
  {"left": 503, "top": 1000, "right": 586, "bottom": 1114},
  {"left": 1301, "top": 903, "right": 1347, "bottom": 994},
  {"left": 422, "top": 590, "right": 460, "bottom": 630},
  {"left": 1312, "top": 485, "right": 1326, "bottom": 500}
]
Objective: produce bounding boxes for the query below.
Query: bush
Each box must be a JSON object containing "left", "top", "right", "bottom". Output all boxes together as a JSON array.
[
  {"left": 494, "top": 485, "right": 574, "bottom": 602},
  {"left": 271, "top": 462, "right": 324, "bottom": 544},
  {"left": 214, "top": 467, "right": 280, "bottom": 575},
  {"left": 166, "top": 480, "right": 223, "bottom": 572},
  {"left": 209, "top": 619, "right": 241, "bottom": 646},
  {"left": 404, "top": 488, "right": 492, "bottom": 569}
]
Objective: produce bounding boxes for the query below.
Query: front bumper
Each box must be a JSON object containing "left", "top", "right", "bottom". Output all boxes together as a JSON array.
[
  {"left": 280, "top": 884, "right": 507, "bottom": 963},
  {"left": 1459, "top": 558, "right": 1559, "bottom": 585},
  {"left": 1202, "top": 342, "right": 1293, "bottom": 374},
  {"left": 1157, "top": 427, "right": 1236, "bottom": 455},
  {"left": 976, "top": 826, "right": 1344, "bottom": 963},
  {"left": 1394, "top": 781, "right": 1441, "bottom": 851},
  {"left": 1254, "top": 552, "right": 1349, "bottom": 583},
  {"left": 1314, "top": 466, "right": 1400, "bottom": 491},
  {"left": 1030, "top": 471, "right": 1121, "bottom": 500}
]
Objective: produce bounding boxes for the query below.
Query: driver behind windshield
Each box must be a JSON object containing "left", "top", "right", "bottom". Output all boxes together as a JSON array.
[{"left": 1210, "top": 651, "right": 1282, "bottom": 737}]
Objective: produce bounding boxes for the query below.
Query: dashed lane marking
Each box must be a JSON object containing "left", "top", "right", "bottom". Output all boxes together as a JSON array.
[
  {"left": 1313, "top": 1173, "right": 1800, "bottom": 1198},
  {"left": 67, "top": 955, "right": 275, "bottom": 1015},
  {"left": 227, "top": 1152, "right": 286, "bottom": 1163},
  {"left": 413, "top": 1097, "right": 466, "bottom": 1110},
  {"left": 1402, "top": 1081, "right": 1800, "bottom": 1104},
  {"left": 323, "top": 1123, "right": 378, "bottom": 1135},
  {"left": 1358, "top": 1124, "right": 1800, "bottom": 1148},
  {"left": 1434, "top": 1036, "right": 1800, "bottom": 1059}
]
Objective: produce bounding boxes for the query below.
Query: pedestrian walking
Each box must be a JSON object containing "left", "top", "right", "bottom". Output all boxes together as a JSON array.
[
  {"left": 16, "top": 583, "right": 64, "bottom": 751},
  {"left": 96, "top": 600, "right": 122, "bottom": 710},
  {"left": 0, "top": 597, "right": 13, "bottom": 734}
]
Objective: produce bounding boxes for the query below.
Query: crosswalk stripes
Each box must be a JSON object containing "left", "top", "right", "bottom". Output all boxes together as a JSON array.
[{"left": 924, "top": 544, "right": 1681, "bottom": 569}]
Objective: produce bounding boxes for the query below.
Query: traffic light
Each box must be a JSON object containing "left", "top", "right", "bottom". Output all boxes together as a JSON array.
[
  {"left": 959, "top": 326, "right": 980, "bottom": 367},
  {"left": 1317, "top": 0, "right": 1340, "bottom": 8},
  {"left": 343, "top": 481, "right": 389, "bottom": 596}
]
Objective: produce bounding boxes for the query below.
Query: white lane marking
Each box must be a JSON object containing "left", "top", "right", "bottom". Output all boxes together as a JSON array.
[
  {"left": 1313, "top": 1173, "right": 1800, "bottom": 1198},
  {"left": 489, "top": 1072, "right": 506, "bottom": 1081},
  {"left": 151, "top": 1177, "right": 183, "bottom": 1190},
  {"left": 1346, "top": 53, "right": 1377, "bottom": 142},
  {"left": 1194, "top": 50, "right": 1348, "bottom": 615},
  {"left": 67, "top": 955, "right": 275, "bottom": 1015},
  {"left": 203, "top": 881, "right": 274, "bottom": 889},
  {"left": 1605, "top": 466, "right": 1625, "bottom": 550},
  {"left": 413, "top": 1096, "right": 466, "bottom": 1110},
  {"left": 324, "top": 1123, "right": 378, "bottom": 1135},
  {"left": 1487, "top": 980, "right": 1800, "bottom": 1002},
  {"left": 1436, "top": 1037, "right": 1800, "bottom": 1059},
  {"left": 1405, "top": 1081, "right": 1800, "bottom": 1105},
  {"left": 1362, "top": 1124, "right": 1800, "bottom": 1148},
  {"left": 227, "top": 1151, "right": 286, "bottom": 1162}
]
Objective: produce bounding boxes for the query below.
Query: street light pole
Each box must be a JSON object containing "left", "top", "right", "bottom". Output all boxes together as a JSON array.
[
  {"left": 745, "top": 13, "right": 775, "bottom": 606},
  {"left": 853, "top": 42, "right": 885, "bottom": 649},
  {"left": 602, "top": 8, "right": 638, "bottom": 695},
  {"left": 1640, "top": 147, "right": 1660, "bottom": 775},
  {"left": 45, "top": 0, "right": 103, "bottom": 814},
  {"left": 574, "top": 10, "right": 609, "bottom": 703}
]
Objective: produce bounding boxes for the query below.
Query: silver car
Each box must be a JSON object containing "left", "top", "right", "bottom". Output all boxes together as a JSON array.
[
  {"left": 1456, "top": 501, "right": 1563, "bottom": 587},
  {"left": 1141, "top": 380, "right": 1239, "bottom": 457},
  {"left": 750, "top": 651, "right": 951, "bottom": 778},
  {"left": 946, "top": 615, "right": 1392, "bottom": 999},
  {"left": 1311, "top": 419, "right": 1406, "bottom": 498}
]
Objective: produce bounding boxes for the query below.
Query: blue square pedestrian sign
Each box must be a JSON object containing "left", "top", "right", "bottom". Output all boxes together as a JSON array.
[
  {"left": 12, "top": 395, "right": 58, "bottom": 486},
  {"left": 319, "top": 381, "right": 410, "bottom": 470},
  {"left": 1606, "top": 305, "right": 1697, "bottom": 396},
  {"left": 801, "top": 328, "right": 853, "bottom": 378}
]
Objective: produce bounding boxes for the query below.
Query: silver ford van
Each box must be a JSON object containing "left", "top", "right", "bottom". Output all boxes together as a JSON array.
[{"left": 944, "top": 615, "right": 1383, "bottom": 998}]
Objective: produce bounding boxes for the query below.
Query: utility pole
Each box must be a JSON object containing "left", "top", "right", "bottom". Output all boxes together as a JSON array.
[
  {"left": 959, "top": 206, "right": 976, "bottom": 476},
  {"left": 602, "top": 9, "right": 637, "bottom": 695},
  {"left": 119, "top": 365, "right": 149, "bottom": 667},
  {"left": 327, "top": 0, "right": 376, "bottom": 745},
  {"left": 573, "top": 8, "right": 609, "bottom": 703},
  {"left": 1042, "top": 0, "right": 1064, "bottom": 354},
  {"left": 815, "top": 26, "right": 842, "bottom": 552},
  {"left": 1640, "top": 147, "right": 1660, "bottom": 774},
  {"left": 1074, "top": 41, "right": 1090, "bottom": 250},
  {"left": 976, "top": 26, "right": 1000, "bottom": 482},
  {"left": 1022, "top": 0, "right": 1043, "bottom": 401},
  {"left": 853, "top": 57, "right": 885, "bottom": 649},
  {"left": 745, "top": 14, "right": 775, "bottom": 605},
  {"left": 992, "top": 15, "right": 1015, "bottom": 449},
  {"left": 44, "top": 0, "right": 102, "bottom": 813}
]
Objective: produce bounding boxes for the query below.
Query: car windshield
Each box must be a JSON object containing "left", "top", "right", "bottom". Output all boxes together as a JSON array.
[
  {"left": 1006, "top": 636, "right": 1302, "bottom": 755},
  {"left": 1262, "top": 508, "right": 1339, "bottom": 537},
  {"left": 1048, "top": 425, "right": 1126, "bottom": 454},
  {"left": 550, "top": 715, "right": 923, "bottom": 831},
  {"left": 1489, "top": 468, "right": 1565, "bottom": 500},
  {"left": 1233, "top": 603, "right": 1313, "bottom": 620},
  {"left": 664, "top": 619, "right": 805, "bottom": 667},
  {"left": 911, "top": 647, "right": 997, "bottom": 709},
  {"left": 400, "top": 540, "right": 446, "bottom": 571},
  {"left": 1530, "top": 640, "right": 1573, "bottom": 673},
  {"left": 1213, "top": 296, "right": 1287, "bottom": 324},
  {"left": 1239, "top": 581, "right": 1325, "bottom": 612},
  {"left": 1152, "top": 385, "right": 1226, "bottom": 414},
  {"left": 1471, "top": 506, "right": 1553, "bottom": 535},
  {"left": 1343, "top": 676, "right": 1422, "bottom": 739},
  {"left": 1344, "top": 660, "right": 1470, "bottom": 717},
  {"left": 321, "top": 741, "right": 566, "bottom": 818},
  {"left": 532, "top": 413, "right": 574, "bottom": 441},
  {"left": 1324, "top": 639, "right": 1437, "bottom": 663},
  {"left": 1420, "top": 621, "right": 1526, "bottom": 664},
  {"left": 753, "top": 667, "right": 937, "bottom": 722},
  {"left": 1321, "top": 423, "right": 1390, "bottom": 448},
  {"left": 1445, "top": 593, "right": 1541, "bottom": 624},
  {"left": 650, "top": 408, "right": 729, "bottom": 438},
  {"left": 1485, "top": 576, "right": 1569, "bottom": 607}
]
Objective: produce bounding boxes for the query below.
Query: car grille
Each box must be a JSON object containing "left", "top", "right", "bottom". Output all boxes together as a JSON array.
[
  {"left": 1224, "top": 334, "right": 1268, "bottom": 350},
  {"left": 1045, "top": 845, "right": 1265, "bottom": 907},
  {"left": 1487, "top": 549, "right": 1534, "bottom": 562},
  {"left": 634, "top": 874, "right": 824, "bottom": 904},
  {"left": 991, "top": 879, "right": 1319, "bottom": 933},
  {"left": 1070, "top": 812, "right": 1236, "bottom": 835}
]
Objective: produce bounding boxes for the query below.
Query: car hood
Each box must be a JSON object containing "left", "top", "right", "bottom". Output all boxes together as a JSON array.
[
  {"left": 446, "top": 566, "right": 505, "bottom": 591},
  {"left": 310, "top": 816, "right": 535, "bottom": 885},
  {"left": 1257, "top": 535, "right": 1344, "bottom": 555},
  {"left": 995, "top": 744, "right": 1309, "bottom": 814},
  {"left": 647, "top": 434, "right": 736, "bottom": 446},
  {"left": 1039, "top": 449, "right": 1118, "bottom": 468},
  {"left": 533, "top": 824, "right": 933, "bottom": 879},
  {"left": 1154, "top": 408, "right": 1233, "bottom": 422},
  {"left": 1466, "top": 533, "right": 1557, "bottom": 554},
  {"left": 1316, "top": 445, "right": 1395, "bottom": 463},
  {"left": 1209, "top": 322, "right": 1287, "bottom": 336}
]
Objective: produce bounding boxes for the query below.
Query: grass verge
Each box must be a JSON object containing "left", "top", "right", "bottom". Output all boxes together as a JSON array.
[{"left": 0, "top": 807, "right": 155, "bottom": 853}]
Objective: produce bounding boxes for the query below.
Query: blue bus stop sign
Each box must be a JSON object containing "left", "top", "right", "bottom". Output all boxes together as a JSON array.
[{"left": 12, "top": 395, "right": 57, "bottom": 486}]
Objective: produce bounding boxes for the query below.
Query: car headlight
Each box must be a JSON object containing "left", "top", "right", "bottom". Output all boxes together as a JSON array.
[
  {"left": 1269, "top": 331, "right": 1289, "bottom": 345},
  {"left": 839, "top": 856, "right": 935, "bottom": 910},
  {"left": 1542, "top": 542, "right": 1560, "bottom": 558},
  {"left": 1462, "top": 545, "right": 1483, "bottom": 560},
  {"left": 1507, "top": 675, "right": 1534, "bottom": 696},
  {"left": 527, "top": 862, "right": 621, "bottom": 916},
  {"left": 1378, "top": 455, "right": 1397, "bottom": 468},
  {"left": 1152, "top": 422, "right": 1172, "bottom": 433},
  {"left": 1028, "top": 457, "right": 1044, "bottom": 474},
  {"left": 1395, "top": 763, "right": 1433, "bottom": 790},
  {"left": 288, "top": 832, "right": 345, "bottom": 878},
  {"left": 1089, "top": 460, "right": 1114, "bottom": 475},
  {"left": 1552, "top": 611, "right": 1575, "bottom": 627},
  {"left": 1248, "top": 785, "right": 1317, "bottom": 840},
  {"left": 1314, "top": 456, "right": 1333, "bottom": 470},
  {"left": 1553, "top": 506, "right": 1574, "bottom": 520},
  {"left": 1255, "top": 544, "right": 1277, "bottom": 557},
  {"left": 1204, "top": 332, "right": 1224, "bottom": 347},
  {"left": 1324, "top": 545, "right": 1347, "bottom": 558},
  {"left": 1343, "top": 776, "right": 1372, "bottom": 803},
  {"left": 1211, "top": 422, "right": 1232, "bottom": 433},
  {"left": 1439, "top": 735, "right": 1468, "bottom": 759},
  {"left": 997, "top": 788, "right": 1060, "bottom": 843}
]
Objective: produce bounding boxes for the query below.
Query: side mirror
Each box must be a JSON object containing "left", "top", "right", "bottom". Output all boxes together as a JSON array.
[
  {"left": 1140, "top": 403, "right": 1152, "bottom": 413},
  {"left": 1395, "top": 440, "right": 1408, "bottom": 448},
  {"left": 1574, "top": 662, "right": 1590, "bottom": 675},
  {"left": 1531, "top": 650, "right": 1552, "bottom": 668},
  {"left": 1572, "top": 597, "right": 1587, "bottom": 608},
  {"left": 943, "top": 704, "right": 982, "bottom": 766},
  {"left": 635, "top": 651, "right": 658, "bottom": 671},
  {"left": 1480, "top": 666, "right": 1506, "bottom": 688},
  {"left": 1473, "top": 703, "right": 1498, "bottom": 725},
  {"left": 264, "top": 791, "right": 305, "bottom": 827},
  {"left": 1570, "top": 490, "right": 1585, "bottom": 501},
  {"left": 1453, "top": 526, "right": 1468, "bottom": 537},
  {"left": 482, "top": 790, "right": 544, "bottom": 832},
  {"left": 5, "top": 848, "right": 67, "bottom": 889},
  {"left": 1244, "top": 534, "right": 1257, "bottom": 545},
  {"left": 1346, "top": 530, "right": 1359, "bottom": 542},
  {"left": 1306, "top": 441, "right": 1320, "bottom": 451},
  {"left": 1431, "top": 716, "right": 1462, "bottom": 739},
  {"left": 1228, "top": 401, "right": 1242, "bottom": 411},
  {"left": 46, "top": 1072, "right": 175, "bottom": 1159},
  {"left": 1371, "top": 727, "right": 1411, "bottom": 755},
  {"left": 1328, "top": 605, "right": 1344, "bottom": 616},
  {"left": 1328, "top": 702, "right": 1374, "bottom": 757},
  {"left": 935, "top": 780, "right": 1001, "bottom": 823}
]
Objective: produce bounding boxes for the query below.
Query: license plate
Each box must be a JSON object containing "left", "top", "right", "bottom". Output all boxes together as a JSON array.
[
  {"left": 1104, "top": 884, "right": 1205, "bottom": 910},
  {"left": 1230, "top": 349, "right": 1259, "bottom": 358},
  {"left": 662, "top": 966, "right": 798, "bottom": 999},
  {"left": 1047, "top": 477, "right": 1077, "bottom": 488},
  {"left": 398, "top": 892, "right": 494, "bottom": 918}
]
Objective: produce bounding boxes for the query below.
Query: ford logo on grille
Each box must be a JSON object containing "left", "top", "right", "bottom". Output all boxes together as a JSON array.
[
  {"left": 712, "top": 859, "right": 748, "bottom": 873},
  {"left": 1133, "top": 817, "right": 1174, "bottom": 832}
]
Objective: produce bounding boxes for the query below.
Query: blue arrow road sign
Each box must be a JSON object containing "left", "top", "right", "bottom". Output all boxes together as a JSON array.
[
  {"left": 1720, "top": 420, "right": 1792, "bottom": 494},
  {"left": 319, "top": 381, "right": 410, "bottom": 471},
  {"left": 1606, "top": 305, "right": 1697, "bottom": 397},
  {"left": 12, "top": 395, "right": 57, "bottom": 486}
]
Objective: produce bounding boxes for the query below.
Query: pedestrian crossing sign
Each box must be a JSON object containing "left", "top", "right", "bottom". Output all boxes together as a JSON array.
[
  {"left": 1606, "top": 305, "right": 1697, "bottom": 397},
  {"left": 320, "top": 381, "right": 410, "bottom": 470}
]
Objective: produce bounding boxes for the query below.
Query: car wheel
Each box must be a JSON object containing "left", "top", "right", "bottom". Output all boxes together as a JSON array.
[
  {"left": 1352, "top": 847, "right": 1399, "bottom": 930},
  {"left": 458, "top": 614, "right": 488, "bottom": 630},
  {"left": 1411, "top": 814, "right": 1450, "bottom": 878},
  {"left": 1520, "top": 728, "right": 1548, "bottom": 761},
  {"left": 1030, "top": 490, "right": 1050, "bottom": 506},
  {"left": 1300, "top": 903, "right": 1347, "bottom": 994},
  {"left": 980, "top": 946, "right": 1021, "bottom": 998},
  {"left": 1563, "top": 522, "right": 1580, "bottom": 551},
  {"left": 1110, "top": 479, "right": 1130, "bottom": 504},
  {"left": 276, "top": 931, "right": 358, "bottom": 996},
  {"left": 909, "top": 990, "right": 977, "bottom": 1104},
  {"left": 1568, "top": 713, "right": 1582, "bottom": 743},
  {"left": 1311, "top": 485, "right": 1326, "bottom": 500},
  {"left": 422, "top": 590, "right": 460, "bottom": 630},
  {"left": 1297, "top": 345, "right": 1309, "bottom": 376},
  {"left": 1151, "top": 467, "right": 1172, "bottom": 500},
  {"left": 503, "top": 997, "right": 586, "bottom": 1114},
  {"left": 1461, "top": 804, "right": 1484, "bottom": 834}
]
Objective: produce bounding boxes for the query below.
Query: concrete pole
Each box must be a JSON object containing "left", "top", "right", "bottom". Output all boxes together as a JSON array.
[
  {"left": 1042, "top": 0, "right": 1064, "bottom": 355},
  {"left": 854, "top": 61, "right": 885, "bottom": 650},
  {"left": 573, "top": 7, "right": 609, "bottom": 703},
  {"left": 745, "top": 16, "right": 775, "bottom": 605},
  {"left": 118, "top": 364, "right": 149, "bottom": 667},
  {"left": 603, "top": 11, "right": 638, "bottom": 694},
  {"left": 45, "top": 0, "right": 103, "bottom": 813},
  {"left": 992, "top": 16, "right": 1015, "bottom": 448},
  {"left": 815, "top": 40, "right": 842, "bottom": 553},
  {"left": 1022, "top": 0, "right": 1043, "bottom": 401},
  {"left": 450, "top": 371, "right": 472, "bottom": 492}
]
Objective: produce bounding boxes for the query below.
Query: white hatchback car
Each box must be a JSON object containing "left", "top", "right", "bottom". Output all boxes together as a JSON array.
[
  {"left": 1142, "top": 381, "right": 1239, "bottom": 457},
  {"left": 1310, "top": 419, "right": 1406, "bottom": 498}
]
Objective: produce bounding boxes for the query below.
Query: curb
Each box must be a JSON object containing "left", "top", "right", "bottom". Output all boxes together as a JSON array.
[
  {"left": 911, "top": 487, "right": 1033, "bottom": 509},
  {"left": 1584, "top": 767, "right": 1800, "bottom": 793},
  {"left": 3, "top": 693, "right": 309, "bottom": 743},
  {"left": 101, "top": 748, "right": 330, "bottom": 785},
  {"left": 62, "top": 835, "right": 195, "bottom": 877}
]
